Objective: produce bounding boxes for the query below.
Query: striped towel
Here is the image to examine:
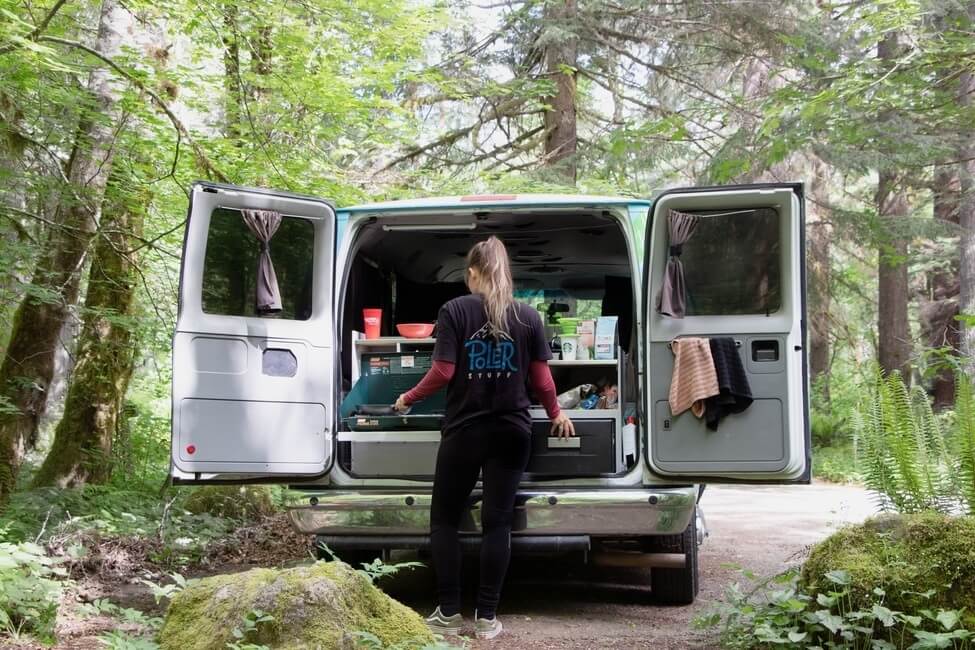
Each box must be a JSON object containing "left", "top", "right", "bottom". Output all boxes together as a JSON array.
[{"left": 669, "top": 337, "right": 720, "bottom": 417}]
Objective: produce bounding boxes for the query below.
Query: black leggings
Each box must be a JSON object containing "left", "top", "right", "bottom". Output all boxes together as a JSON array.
[{"left": 429, "top": 422, "right": 531, "bottom": 619}]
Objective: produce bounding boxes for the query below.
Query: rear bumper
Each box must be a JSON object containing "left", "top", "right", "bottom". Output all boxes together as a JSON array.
[{"left": 287, "top": 487, "right": 697, "bottom": 537}]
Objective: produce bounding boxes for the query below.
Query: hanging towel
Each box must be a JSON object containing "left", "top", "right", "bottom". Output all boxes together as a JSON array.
[
  {"left": 704, "top": 337, "right": 753, "bottom": 431},
  {"left": 669, "top": 337, "right": 720, "bottom": 418}
]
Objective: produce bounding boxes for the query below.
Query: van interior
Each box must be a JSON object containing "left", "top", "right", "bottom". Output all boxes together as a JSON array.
[{"left": 337, "top": 209, "right": 639, "bottom": 481}]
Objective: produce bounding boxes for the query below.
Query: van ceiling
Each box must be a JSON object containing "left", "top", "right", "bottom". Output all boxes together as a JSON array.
[{"left": 354, "top": 210, "right": 631, "bottom": 288}]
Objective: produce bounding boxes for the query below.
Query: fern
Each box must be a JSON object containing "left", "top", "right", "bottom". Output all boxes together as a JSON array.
[
  {"left": 854, "top": 368, "right": 958, "bottom": 514},
  {"left": 953, "top": 372, "right": 975, "bottom": 514}
]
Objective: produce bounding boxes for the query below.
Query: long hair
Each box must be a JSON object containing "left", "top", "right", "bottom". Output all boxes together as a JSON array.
[{"left": 467, "top": 236, "right": 515, "bottom": 338}]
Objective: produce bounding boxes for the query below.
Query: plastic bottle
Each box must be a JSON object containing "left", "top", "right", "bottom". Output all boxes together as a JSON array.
[{"left": 622, "top": 416, "right": 637, "bottom": 462}]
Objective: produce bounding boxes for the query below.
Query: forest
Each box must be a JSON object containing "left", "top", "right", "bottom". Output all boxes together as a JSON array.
[{"left": 1, "top": 0, "right": 975, "bottom": 648}]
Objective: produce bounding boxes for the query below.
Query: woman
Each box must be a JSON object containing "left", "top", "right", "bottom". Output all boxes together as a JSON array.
[{"left": 394, "top": 236, "right": 574, "bottom": 640}]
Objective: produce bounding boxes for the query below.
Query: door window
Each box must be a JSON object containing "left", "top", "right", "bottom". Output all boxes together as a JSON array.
[
  {"left": 201, "top": 208, "right": 315, "bottom": 320},
  {"left": 679, "top": 208, "right": 781, "bottom": 316}
]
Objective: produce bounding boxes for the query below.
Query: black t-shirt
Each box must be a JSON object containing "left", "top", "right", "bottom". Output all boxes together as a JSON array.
[{"left": 433, "top": 294, "right": 552, "bottom": 435}]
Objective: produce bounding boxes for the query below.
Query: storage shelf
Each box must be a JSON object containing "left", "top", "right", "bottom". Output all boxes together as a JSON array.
[
  {"left": 337, "top": 431, "right": 441, "bottom": 443},
  {"left": 529, "top": 408, "right": 620, "bottom": 419},
  {"left": 547, "top": 358, "right": 617, "bottom": 366},
  {"left": 354, "top": 337, "right": 436, "bottom": 346}
]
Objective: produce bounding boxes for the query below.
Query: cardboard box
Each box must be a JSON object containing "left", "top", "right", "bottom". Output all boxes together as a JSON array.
[
  {"left": 594, "top": 316, "right": 618, "bottom": 359},
  {"left": 578, "top": 320, "right": 595, "bottom": 359}
]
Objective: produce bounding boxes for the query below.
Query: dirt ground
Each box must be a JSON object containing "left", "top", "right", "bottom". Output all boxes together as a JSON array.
[
  {"left": 381, "top": 481, "right": 878, "bottom": 650},
  {"left": 29, "top": 481, "right": 876, "bottom": 650}
]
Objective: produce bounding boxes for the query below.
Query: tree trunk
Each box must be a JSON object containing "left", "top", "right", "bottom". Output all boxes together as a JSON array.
[
  {"left": 876, "top": 32, "right": 912, "bottom": 382},
  {"left": 807, "top": 161, "right": 833, "bottom": 398},
  {"left": 542, "top": 0, "right": 577, "bottom": 184},
  {"left": 921, "top": 167, "right": 960, "bottom": 408},
  {"left": 31, "top": 176, "right": 145, "bottom": 487},
  {"left": 876, "top": 168, "right": 912, "bottom": 381},
  {"left": 958, "top": 3, "right": 975, "bottom": 374},
  {"left": 0, "top": 0, "right": 128, "bottom": 504},
  {"left": 0, "top": 93, "right": 30, "bottom": 342},
  {"left": 222, "top": 2, "right": 242, "bottom": 141}
]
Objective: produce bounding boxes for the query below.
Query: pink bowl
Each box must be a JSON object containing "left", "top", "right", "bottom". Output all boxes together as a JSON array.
[{"left": 396, "top": 323, "right": 435, "bottom": 339}]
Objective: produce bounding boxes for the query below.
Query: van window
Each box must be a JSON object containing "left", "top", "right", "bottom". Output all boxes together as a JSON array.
[
  {"left": 680, "top": 208, "right": 781, "bottom": 316},
  {"left": 201, "top": 208, "right": 315, "bottom": 320}
]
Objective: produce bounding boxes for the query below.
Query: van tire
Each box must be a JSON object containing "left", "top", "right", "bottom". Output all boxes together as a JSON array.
[{"left": 649, "top": 508, "right": 699, "bottom": 605}]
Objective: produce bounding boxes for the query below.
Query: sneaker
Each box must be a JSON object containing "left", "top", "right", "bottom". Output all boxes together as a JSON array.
[
  {"left": 474, "top": 611, "right": 503, "bottom": 640},
  {"left": 425, "top": 606, "right": 464, "bottom": 636}
]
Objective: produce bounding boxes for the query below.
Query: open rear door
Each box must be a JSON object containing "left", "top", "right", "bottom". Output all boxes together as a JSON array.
[
  {"left": 171, "top": 182, "right": 336, "bottom": 483},
  {"left": 644, "top": 184, "right": 810, "bottom": 483}
]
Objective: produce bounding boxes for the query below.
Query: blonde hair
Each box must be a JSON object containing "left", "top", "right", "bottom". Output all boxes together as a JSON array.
[{"left": 467, "top": 236, "right": 515, "bottom": 338}]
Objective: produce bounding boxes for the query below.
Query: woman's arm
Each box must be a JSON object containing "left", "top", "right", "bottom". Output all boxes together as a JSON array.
[
  {"left": 395, "top": 360, "right": 455, "bottom": 410},
  {"left": 529, "top": 359, "right": 560, "bottom": 419}
]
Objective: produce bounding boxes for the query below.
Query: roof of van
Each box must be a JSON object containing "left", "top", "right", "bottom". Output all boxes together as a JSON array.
[{"left": 342, "top": 194, "right": 652, "bottom": 212}]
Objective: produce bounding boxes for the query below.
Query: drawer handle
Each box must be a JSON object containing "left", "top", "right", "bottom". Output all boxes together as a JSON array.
[{"left": 547, "top": 437, "right": 581, "bottom": 449}]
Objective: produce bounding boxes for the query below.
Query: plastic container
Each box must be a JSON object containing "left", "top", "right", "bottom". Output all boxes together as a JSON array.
[
  {"left": 558, "top": 318, "right": 580, "bottom": 335},
  {"left": 363, "top": 308, "right": 382, "bottom": 339},
  {"left": 396, "top": 323, "right": 434, "bottom": 338}
]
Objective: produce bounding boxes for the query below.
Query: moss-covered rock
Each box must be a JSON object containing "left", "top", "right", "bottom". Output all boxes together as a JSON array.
[
  {"left": 801, "top": 512, "right": 975, "bottom": 613},
  {"left": 158, "top": 561, "right": 434, "bottom": 650},
  {"left": 183, "top": 485, "right": 277, "bottom": 520}
]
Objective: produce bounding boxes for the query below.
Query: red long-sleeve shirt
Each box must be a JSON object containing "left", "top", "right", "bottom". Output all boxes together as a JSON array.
[{"left": 403, "top": 359, "right": 561, "bottom": 419}]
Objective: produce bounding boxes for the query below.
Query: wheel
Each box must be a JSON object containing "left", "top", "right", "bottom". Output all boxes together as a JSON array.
[{"left": 649, "top": 507, "right": 699, "bottom": 605}]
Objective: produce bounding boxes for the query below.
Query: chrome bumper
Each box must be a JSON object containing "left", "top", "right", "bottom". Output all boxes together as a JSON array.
[{"left": 287, "top": 487, "right": 697, "bottom": 537}]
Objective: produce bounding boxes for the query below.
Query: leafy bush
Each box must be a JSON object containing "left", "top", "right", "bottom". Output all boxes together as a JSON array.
[
  {"left": 696, "top": 566, "right": 974, "bottom": 650},
  {"left": 183, "top": 485, "right": 279, "bottom": 521},
  {"left": 812, "top": 407, "right": 850, "bottom": 449},
  {"left": 813, "top": 443, "right": 860, "bottom": 483},
  {"left": 0, "top": 532, "right": 65, "bottom": 642},
  {"left": 0, "top": 485, "right": 241, "bottom": 569}
]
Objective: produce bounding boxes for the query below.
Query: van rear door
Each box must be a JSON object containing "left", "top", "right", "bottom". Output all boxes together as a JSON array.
[
  {"left": 171, "top": 182, "right": 336, "bottom": 483},
  {"left": 644, "top": 184, "right": 810, "bottom": 483}
]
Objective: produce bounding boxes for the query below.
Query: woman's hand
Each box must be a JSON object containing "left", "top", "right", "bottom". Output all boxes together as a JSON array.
[
  {"left": 550, "top": 412, "right": 575, "bottom": 439},
  {"left": 393, "top": 394, "right": 410, "bottom": 413}
]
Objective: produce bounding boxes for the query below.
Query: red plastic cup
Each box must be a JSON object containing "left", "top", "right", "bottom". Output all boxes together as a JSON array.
[{"left": 363, "top": 308, "right": 382, "bottom": 339}]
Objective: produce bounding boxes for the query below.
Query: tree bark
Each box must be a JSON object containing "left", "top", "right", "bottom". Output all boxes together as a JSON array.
[
  {"left": 876, "top": 32, "right": 912, "bottom": 382},
  {"left": 876, "top": 168, "right": 912, "bottom": 381},
  {"left": 958, "top": 3, "right": 975, "bottom": 374},
  {"left": 542, "top": 0, "right": 578, "bottom": 184},
  {"left": 0, "top": 0, "right": 128, "bottom": 504},
  {"left": 807, "top": 161, "right": 833, "bottom": 397},
  {"left": 921, "top": 167, "right": 960, "bottom": 408},
  {"left": 31, "top": 175, "right": 144, "bottom": 487},
  {"left": 222, "top": 2, "right": 242, "bottom": 141},
  {"left": 0, "top": 93, "right": 30, "bottom": 342}
]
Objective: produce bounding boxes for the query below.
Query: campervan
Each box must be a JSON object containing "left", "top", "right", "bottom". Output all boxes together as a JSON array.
[{"left": 170, "top": 182, "right": 810, "bottom": 604}]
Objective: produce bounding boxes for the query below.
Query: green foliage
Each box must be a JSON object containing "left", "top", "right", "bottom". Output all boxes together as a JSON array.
[
  {"left": 0, "top": 531, "right": 65, "bottom": 643},
  {"left": 140, "top": 572, "right": 192, "bottom": 605},
  {"left": 953, "top": 373, "right": 975, "bottom": 513},
  {"left": 853, "top": 370, "right": 957, "bottom": 513},
  {"left": 813, "top": 443, "right": 861, "bottom": 484},
  {"left": 226, "top": 610, "right": 274, "bottom": 650},
  {"left": 801, "top": 513, "right": 975, "bottom": 617},
  {"left": 0, "top": 485, "right": 244, "bottom": 569},
  {"left": 696, "top": 565, "right": 974, "bottom": 650},
  {"left": 350, "top": 630, "right": 468, "bottom": 650},
  {"left": 854, "top": 369, "right": 975, "bottom": 514},
  {"left": 356, "top": 557, "right": 425, "bottom": 585},
  {"left": 183, "top": 486, "right": 279, "bottom": 521}
]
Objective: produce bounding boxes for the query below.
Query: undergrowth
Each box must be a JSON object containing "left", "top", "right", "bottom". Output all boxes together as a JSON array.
[{"left": 696, "top": 566, "right": 975, "bottom": 650}]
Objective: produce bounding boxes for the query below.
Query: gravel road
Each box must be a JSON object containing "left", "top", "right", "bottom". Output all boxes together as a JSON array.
[{"left": 383, "top": 481, "right": 878, "bottom": 650}]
